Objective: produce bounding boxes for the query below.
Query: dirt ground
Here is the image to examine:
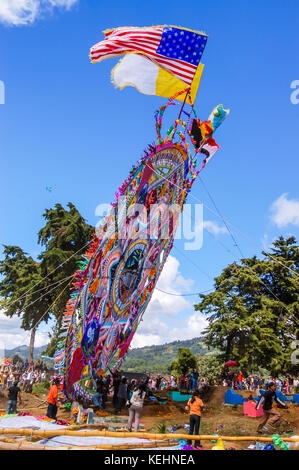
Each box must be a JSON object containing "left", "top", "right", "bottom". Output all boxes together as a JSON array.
[{"left": 0, "top": 386, "right": 298, "bottom": 450}]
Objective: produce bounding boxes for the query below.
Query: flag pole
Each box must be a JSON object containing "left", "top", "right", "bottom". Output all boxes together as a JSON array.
[{"left": 177, "top": 88, "right": 190, "bottom": 121}]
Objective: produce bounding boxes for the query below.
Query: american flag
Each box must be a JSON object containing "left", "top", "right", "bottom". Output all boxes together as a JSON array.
[{"left": 90, "top": 26, "right": 208, "bottom": 86}]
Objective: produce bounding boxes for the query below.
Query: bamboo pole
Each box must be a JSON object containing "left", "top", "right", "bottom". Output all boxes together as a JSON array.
[
  {"left": 0, "top": 437, "right": 177, "bottom": 451},
  {"left": 0, "top": 428, "right": 298, "bottom": 443}
]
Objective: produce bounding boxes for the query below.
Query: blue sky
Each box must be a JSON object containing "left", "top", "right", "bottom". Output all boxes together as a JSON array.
[{"left": 0, "top": 0, "right": 299, "bottom": 350}]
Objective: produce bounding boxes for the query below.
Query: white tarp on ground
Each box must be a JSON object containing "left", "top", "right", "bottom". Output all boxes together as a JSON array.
[
  {"left": 0, "top": 416, "right": 179, "bottom": 449},
  {"left": 0, "top": 415, "right": 67, "bottom": 430},
  {"left": 37, "top": 435, "right": 167, "bottom": 447}
]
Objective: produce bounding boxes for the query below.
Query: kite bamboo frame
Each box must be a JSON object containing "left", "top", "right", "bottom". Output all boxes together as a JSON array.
[{"left": 0, "top": 428, "right": 298, "bottom": 443}]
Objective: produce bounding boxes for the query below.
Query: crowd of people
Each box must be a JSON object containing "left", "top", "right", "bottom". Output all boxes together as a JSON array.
[
  {"left": 2, "top": 357, "right": 298, "bottom": 447},
  {"left": 222, "top": 370, "right": 298, "bottom": 394},
  {"left": 0, "top": 359, "right": 48, "bottom": 394},
  {"left": 93, "top": 371, "right": 150, "bottom": 417},
  {"left": 144, "top": 371, "right": 208, "bottom": 392},
  {"left": 89, "top": 370, "right": 207, "bottom": 437}
]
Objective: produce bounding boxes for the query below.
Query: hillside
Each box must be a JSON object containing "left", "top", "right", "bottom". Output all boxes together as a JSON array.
[
  {"left": 122, "top": 337, "right": 213, "bottom": 374},
  {"left": 4, "top": 345, "right": 47, "bottom": 361},
  {"left": 3, "top": 337, "right": 213, "bottom": 374}
]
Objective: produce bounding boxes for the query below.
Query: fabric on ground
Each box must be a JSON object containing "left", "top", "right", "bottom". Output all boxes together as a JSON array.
[
  {"left": 0, "top": 416, "right": 180, "bottom": 449},
  {"left": 37, "top": 435, "right": 159, "bottom": 447},
  {"left": 131, "top": 446, "right": 181, "bottom": 450},
  {"left": 0, "top": 415, "right": 67, "bottom": 430}
]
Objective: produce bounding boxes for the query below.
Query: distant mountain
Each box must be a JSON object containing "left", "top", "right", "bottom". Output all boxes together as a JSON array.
[
  {"left": 4, "top": 345, "right": 47, "bottom": 361},
  {"left": 122, "top": 337, "right": 213, "bottom": 374},
  {"left": 4, "top": 337, "right": 213, "bottom": 373}
]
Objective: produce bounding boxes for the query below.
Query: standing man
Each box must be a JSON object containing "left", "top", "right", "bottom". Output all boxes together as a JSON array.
[
  {"left": 46, "top": 377, "right": 60, "bottom": 420},
  {"left": 288, "top": 375, "right": 294, "bottom": 394},
  {"left": 185, "top": 390, "right": 204, "bottom": 448},
  {"left": 256, "top": 382, "right": 288, "bottom": 433},
  {"left": 6, "top": 380, "right": 22, "bottom": 414},
  {"left": 193, "top": 369, "right": 199, "bottom": 390},
  {"left": 93, "top": 377, "right": 104, "bottom": 410},
  {"left": 115, "top": 376, "right": 128, "bottom": 414},
  {"left": 253, "top": 375, "right": 259, "bottom": 393},
  {"left": 190, "top": 370, "right": 195, "bottom": 391},
  {"left": 112, "top": 370, "right": 121, "bottom": 409},
  {"left": 238, "top": 370, "right": 243, "bottom": 390}
]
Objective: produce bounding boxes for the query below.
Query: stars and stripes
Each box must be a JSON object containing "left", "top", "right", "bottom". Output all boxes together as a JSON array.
[{"left": 90, "top": 26, "right": 208, "bottom": 86}]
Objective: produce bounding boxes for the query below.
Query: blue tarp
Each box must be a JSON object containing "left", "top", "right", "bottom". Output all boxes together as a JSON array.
[
  {"left": 293, "top": 394, "right": 299, "bottom": 404},
  {"left": 167, "top": 391, "right": 192, "bottom": 402},
  {"left": 276, "top": 391, "right": 293, "bottom": 402},
  {"left": 224, "top": 388, "right": 247, "bottom": 405}
]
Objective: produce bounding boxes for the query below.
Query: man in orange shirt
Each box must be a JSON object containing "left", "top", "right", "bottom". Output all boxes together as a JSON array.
[
  {"left": 46, "top": 377, "right": 60, "bottom": 420},
  {"left": 185, "top": 390, "right": 204, "bottom": 448}
]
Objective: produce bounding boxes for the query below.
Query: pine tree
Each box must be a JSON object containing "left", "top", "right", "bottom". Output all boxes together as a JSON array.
[
  {"left": 0, "top": 203, "right": 94, "bottom": 360},
  {"left": 195, "top": 236, "right": 299, "bottom": 374},
  {"left": 0, "top": 246, "right": 51, "bottom": 361}
]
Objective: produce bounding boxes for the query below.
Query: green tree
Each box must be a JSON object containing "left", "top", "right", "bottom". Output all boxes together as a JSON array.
[
  {"left": 38, "top": 202, "right": 93, "bottom": 322},
  {"left": 0, "top": 246, "right": 52, "bottom": 362},
  {"left": 37, "top": 203, "right": 93, "bottom": 355},
  {"left": 170, "top": 347, "right": 197, "bottom": 377},
  {"left": 0, "top": 203, "right": 94, "bottom": 360},
  {"left": 196, "top": 355, "right": 223, "bottom": 384},
  {"left": 195, "top": 236, "right": 299, "bottom": 375}
]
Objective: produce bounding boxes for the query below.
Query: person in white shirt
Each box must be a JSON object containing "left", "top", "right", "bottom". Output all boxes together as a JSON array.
[
  {"left": 127, "top": 382, "right": 147, "bottom": 432},
  {"left": 7, "top": 373, "right": 14, "bottom": 389}
]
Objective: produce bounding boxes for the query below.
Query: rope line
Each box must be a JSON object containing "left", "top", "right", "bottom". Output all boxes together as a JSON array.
[
  {"left": 155, "top": 287, "right": 213, "bottom": 296},
  {"left": 30, "top": 279, "right": 73, "bottom": 331},
  {"left": 5, "top": 274, "right": 74, "bottom": 308},
  {"left": 4, "top": 240, "right": 92, "bottom": 309},
  {"left": 145, "top": 161, "right": 298, "bottom": 277}
]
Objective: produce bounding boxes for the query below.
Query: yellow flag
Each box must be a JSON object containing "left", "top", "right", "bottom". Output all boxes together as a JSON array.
[{"left": 111, "top": 53, "right": 204, "bottom": 104}]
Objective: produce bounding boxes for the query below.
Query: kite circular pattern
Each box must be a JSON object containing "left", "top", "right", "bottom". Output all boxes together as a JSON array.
[{"left": 54, "top": 100, "right": 228, "bottom": 402}]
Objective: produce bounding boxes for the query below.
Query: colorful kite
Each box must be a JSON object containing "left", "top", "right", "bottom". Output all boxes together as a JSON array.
[{"left": 54, "top": 25, "right": 229, "bottom": 402}]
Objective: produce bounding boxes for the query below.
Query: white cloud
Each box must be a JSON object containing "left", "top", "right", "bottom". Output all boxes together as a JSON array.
[
  {"left": 145, "top": 255, "right": 193, "bottom": 317},
  {"left": 0, "top": 0, "right": 78, "bottom": 26},
  {"left": 0, "top": 310, "right": 48, "bottom": 351},
  {"left": 131, "top": 312, "right": 208, "bottom": 349},
  {"left": 202, "top": 220, "right": 228, "bottom": 235},
  {"left": 130, "top": 255, "right": 208, "bottom": 348},
  {"left": 194, "top": 219, "right": 228, "bottom": 237},
  {"left": 270, "top": 193, "right": 299, "bottom": 228}
]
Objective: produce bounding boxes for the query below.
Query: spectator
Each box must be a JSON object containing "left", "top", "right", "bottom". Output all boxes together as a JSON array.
[
  {"left": 101, "top": 376, "right": 110, "bottom": 410},
  {"left": 6, "top": 380, "right": 22, "bottom": 415},
  {"left": 127, "top": 382, "right": 146, "bottom": 432},
  {"left": 46, "top": 377, "right": 60, "bottom": 420},
  {"left": 186, "top": 390, "right": 204, "bottom": 448},
  {"left": 115, "top": 376, "right": 128, "bottom": 414},
  {"left": 238, "top": 371, "right": 243, "bottom": 390},
  {"left": 93, "top": 377, "right": 104, "bottom": 410},
  {"left": 253, "top": 375, "right": 259, "bottom": 393},
  {"left": 112, "top": 370, "right": 121, "bottom": 409}
]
